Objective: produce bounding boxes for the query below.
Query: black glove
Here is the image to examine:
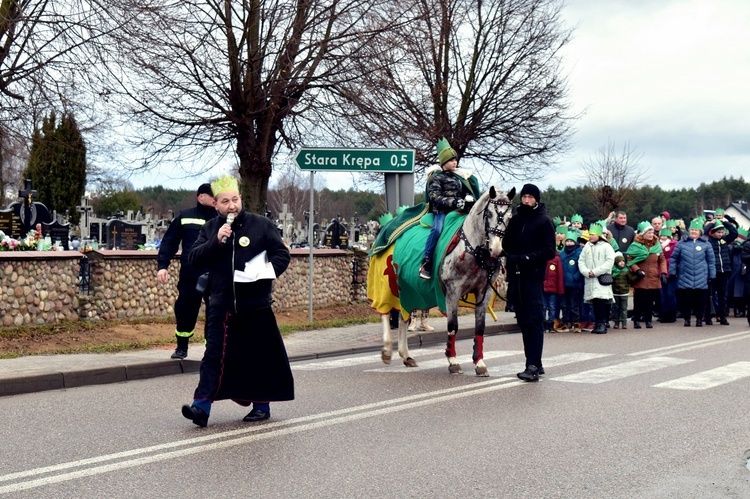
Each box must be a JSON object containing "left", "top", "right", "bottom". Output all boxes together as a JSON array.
[
  {"left": 660, "top": 273, "right": 668, "bottom": 286},
  {"left": 635, "top": 269, "right": 646, "bottom": 279}
]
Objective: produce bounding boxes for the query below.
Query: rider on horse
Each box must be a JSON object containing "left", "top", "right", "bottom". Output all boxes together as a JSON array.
[{"left": 420, "top": 138, "right": 480, "bottom": 280}]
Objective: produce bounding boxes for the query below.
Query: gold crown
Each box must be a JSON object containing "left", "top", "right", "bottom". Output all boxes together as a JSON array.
[{"left": 211, "top": 174, "right": 240, "bottom": 196}]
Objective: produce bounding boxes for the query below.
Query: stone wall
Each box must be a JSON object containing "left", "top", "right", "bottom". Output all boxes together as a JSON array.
[
  {"left": 0, "top": 249, "right": 371, "bottom": 326},
  {"left": 274, "top": 248, "right": 370, "bottom": 309},
  {"left": 82, "top": 250, "right": 178, "bottom": 320},
  {"left": 0, "top": 252, "right": 81, "bottom": 326}
]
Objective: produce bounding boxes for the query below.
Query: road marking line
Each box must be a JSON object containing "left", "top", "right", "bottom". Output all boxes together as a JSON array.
[
  {"left": 554, "top": 356, "right": 693, "bottom": 384},
  {"left": 293, "top": 348, "right": 445, "bottom": 370},
  {"left": 629, "top": 330, "right": 750, "bottom": 357},
  {"left": 0, "top": 377, "right": 522, "bottom": 494},
  {"left": 653, "top": 362, "right": 750, "bottom": 390},
  {"left": 364, "top": 350, "right": 522, "bottom": 372},
  {"left": 364, "top": 351, "right": 609, "bottom": 374}
]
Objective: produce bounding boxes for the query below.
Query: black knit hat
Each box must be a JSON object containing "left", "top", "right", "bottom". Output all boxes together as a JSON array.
[
  {"left": 196, "top": 183, "right": 213, "bottom": 196},
  {"left": 520, "top": 183, "right": 540, "bottom": 202}
]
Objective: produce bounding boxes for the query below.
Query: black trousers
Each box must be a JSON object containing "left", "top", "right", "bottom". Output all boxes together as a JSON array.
[
  {"left": 633, "top": 288, "right": 660, "bottom": 322},
  {"left": 513, "top": 277, "right": 544, "bottom": 368},
  {"left": 677, "top": 288, "right": 706, "bottom": 320},
  {"left": 175, "top": 271, "right": 207, "bottom": 338},
  {"left": 706, "top": 272, "right": 729, "bottom": 320},
  {"left": 592, "top": 298, "right": 610, "bottom": 325}
]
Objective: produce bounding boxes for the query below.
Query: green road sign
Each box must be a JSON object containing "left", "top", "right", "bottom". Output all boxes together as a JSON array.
[{"left": 294, "top": 148, "right": 415, "bottom": 173}]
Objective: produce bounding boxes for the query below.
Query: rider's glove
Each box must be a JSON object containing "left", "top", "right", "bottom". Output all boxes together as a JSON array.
[{"left": 463, "top": 195, "right": 475, "bottom": 212}]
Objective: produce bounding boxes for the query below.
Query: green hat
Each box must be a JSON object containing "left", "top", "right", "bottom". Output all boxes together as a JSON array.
[
  {"left": 571, "top": 214, "right": 583, "bottom": 224},
  {"left": 665, "top": 220, "right": 677, "bottom": 228},
  {"left": 709, "top": 220, "right": 725, "bottom": 232},
  {"left": 556, "top": 225, "right": 568, "bottom": 234},
  {"left": 436, "top": 137, "right": 457, "bottom": 166},
  {"left": 565, "top": 231, "right": 578, "bottom": 242},
  {"left": 637, "top": 221, "right": 653, "bottom": 235},
  {"left": 659, "top": 228, "right": 672, "bottom": 237},
  {"left": 715, "top": 208, "right": 725, "bottom": 215},
  {"left": 552, "top": 216, "right": 562, "bottom": 226},
  {"left": 588, "top": 223, "right": 603, "bottom": 236},
  {"left": 689, "top": 219, "right": 703, "bottom": 231},
  {"left": 737, "top": 227, "right": 747, "bottom": 239}
]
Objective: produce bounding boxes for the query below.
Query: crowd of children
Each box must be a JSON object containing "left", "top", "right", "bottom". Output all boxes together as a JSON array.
[{"left": 541, "top": 209, "right": 750, "bottom": 333}]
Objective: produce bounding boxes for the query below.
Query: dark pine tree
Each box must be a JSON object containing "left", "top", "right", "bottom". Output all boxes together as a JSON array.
[{"left": 24, "top": 112, "right": 87, "bottom": 224}]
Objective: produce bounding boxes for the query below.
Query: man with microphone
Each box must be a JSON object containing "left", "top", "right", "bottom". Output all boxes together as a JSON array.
[{"left": 181, "top": 174, "right": 293, "bottom": 427}]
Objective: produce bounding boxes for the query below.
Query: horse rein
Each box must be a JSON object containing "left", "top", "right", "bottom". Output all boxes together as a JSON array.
[
  {"left": 454, "top": 197, "right": 512, "bottom": 305},
  {"left": 456, "top": 197, "right": 513, "bottom": 275}
]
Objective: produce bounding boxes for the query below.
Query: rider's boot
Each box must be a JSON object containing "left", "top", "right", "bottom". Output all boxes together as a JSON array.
[{"left": 419, "top": 258, "right": 432, "bottom": 279}]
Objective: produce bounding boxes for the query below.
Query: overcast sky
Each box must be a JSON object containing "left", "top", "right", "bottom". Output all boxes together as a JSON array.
[
  {"left": 538, "top": 0, "right": 750, "bottom": 191},
  {"left": 132, "top": 0, "right": 750, "bottom": 194}
]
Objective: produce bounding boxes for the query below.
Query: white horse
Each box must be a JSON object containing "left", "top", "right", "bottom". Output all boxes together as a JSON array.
[{"left": 375, "top": 186, "right": 515, "bottom": 375}]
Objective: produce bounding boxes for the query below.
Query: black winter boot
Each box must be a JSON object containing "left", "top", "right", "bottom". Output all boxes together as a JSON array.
[{"left": 171, "top": 337, "right": 189, "bottom": 359}]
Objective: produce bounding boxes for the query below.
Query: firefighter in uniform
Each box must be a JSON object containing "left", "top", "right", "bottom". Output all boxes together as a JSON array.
[{"left": 157, "top": 183, "right": 217, "bottom": 359}]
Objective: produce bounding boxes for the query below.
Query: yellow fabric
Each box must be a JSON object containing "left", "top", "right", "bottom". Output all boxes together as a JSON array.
[
  {"left": 211, "top": 174, "right": 239, "bottom": 196},
  {"left": 175, "top": 329, "right": 195, "bottom": 338},
  {"left": 366, "top": 245, "right": 401, "bottom": 315}
]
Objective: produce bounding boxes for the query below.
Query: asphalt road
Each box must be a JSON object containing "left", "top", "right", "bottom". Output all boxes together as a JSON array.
[{"left": 2, "top": 322, "right": 750, "bottom": 497}]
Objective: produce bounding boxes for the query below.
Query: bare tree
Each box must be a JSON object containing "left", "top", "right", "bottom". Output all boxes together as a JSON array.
[
  {"left": 0, "top": 0, "right": 123, "bottom": 200},
  {"left": 324, "top": 0, "right": 575, "bottom": 182},
  {"left": 267, "top": 162, "right": 312, "bottom": 220},
  {"left": 578, "top": 139, "right": 648, "bottom": 218},
  {"left": 99, "top": 0, "right": 404, "bottom": 214}
]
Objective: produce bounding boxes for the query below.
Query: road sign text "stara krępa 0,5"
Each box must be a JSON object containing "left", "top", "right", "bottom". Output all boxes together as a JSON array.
[{"left": 294, "top": 148, "right": 415, "bottom": 173}]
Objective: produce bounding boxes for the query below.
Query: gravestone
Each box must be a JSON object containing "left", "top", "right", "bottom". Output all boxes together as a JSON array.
[
  {"left": 8, "top": 179, "right": 52, "bottom": 236},
  {"left": 322, "top": 218, "right": 349, "bottom": 249},
  {"left": 107, "top": 219, "right": 146, "bottom": 250},
  {"left": 89, "top": 221, "right": 107, "bottom": 246},
  {"left": 42, "top": 221, "right": 71, "bottom": 250},
  {"left": 77, "top": 197, "right": 93, "bottom": 239},
  {"left": 0, "top": 209, "right": 22, "bottom": 238},
  {"left": 9, "top": 200, "right": 53, "bottom": 235}
]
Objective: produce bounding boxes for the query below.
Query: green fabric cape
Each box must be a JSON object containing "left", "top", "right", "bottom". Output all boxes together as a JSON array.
[
  {"left": 626, "top": 240, "right": 662, "bottom": 267},
  {"left": 392, "top": 210, "right": 467, "bottom": 313},
  {"left": 370, "top": 172, "right": 482, "bottom": 256}
]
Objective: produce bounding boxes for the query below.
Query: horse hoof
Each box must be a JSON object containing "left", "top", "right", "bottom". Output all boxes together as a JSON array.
[
  {"left": 449, "top": 364, "right": 463, "bottom": 375},
  {"left": 475, "top": 366, "right": 489, "bottom": 377},
  {"left": 403, "top": 358, "right": 418, "bottom": 368},
  {"left": 381, "top": 352, "right": 391, "bottom": 364}
]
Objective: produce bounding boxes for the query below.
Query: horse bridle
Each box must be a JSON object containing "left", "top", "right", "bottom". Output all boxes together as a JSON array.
[
  {"left": 454, "top": 197, "right": 513, "bottom": 304},
  {"left": 457, "top": 197, "right": 513, "bottom": 274}
]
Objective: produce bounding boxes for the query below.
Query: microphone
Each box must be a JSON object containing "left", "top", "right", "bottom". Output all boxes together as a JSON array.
[{"left": 221, "top": 213, "right": 236, "bottom": 244}]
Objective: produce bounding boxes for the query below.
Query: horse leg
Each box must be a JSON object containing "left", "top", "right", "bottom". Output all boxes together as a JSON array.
[
  {"left": 398, "top": 313, "right": 418, "bottom": 367},
  {"left": 473, "top": 299, "right": 489, "bottom": 377},
  {"left": 381, "top": 314, "right": 392, "bottom": 364},
  {"left": 445, "top": 298, "right": 462, "bottom": 374}
]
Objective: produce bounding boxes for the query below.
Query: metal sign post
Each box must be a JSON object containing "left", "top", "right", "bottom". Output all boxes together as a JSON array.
[{"left": 294, "top": 148, "right": 416, "bottom": 324}]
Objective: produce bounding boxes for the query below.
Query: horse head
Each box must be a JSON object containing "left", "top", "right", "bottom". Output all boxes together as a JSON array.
[{"left": 468, "top": 185, "right": 515, "bottom": 260}]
